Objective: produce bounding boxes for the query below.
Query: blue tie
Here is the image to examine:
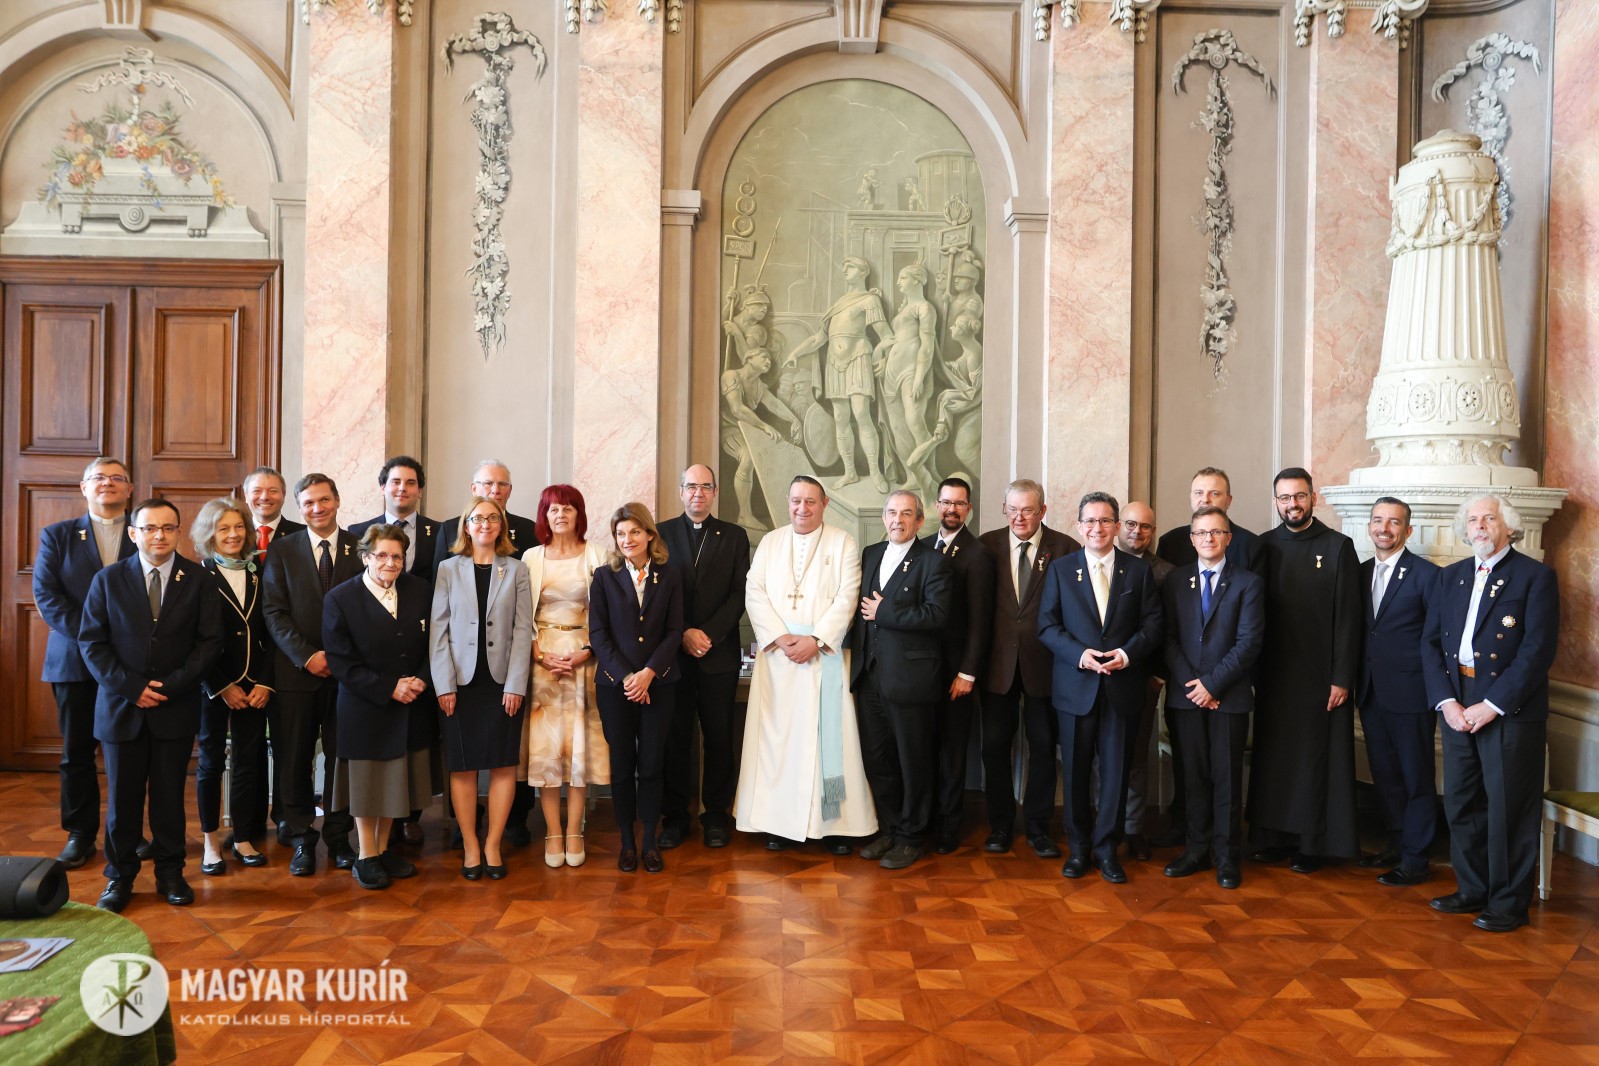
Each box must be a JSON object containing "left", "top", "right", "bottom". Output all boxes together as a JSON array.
[{"left": 1201, "top": 569, "right": 1215, "bottom": 620}]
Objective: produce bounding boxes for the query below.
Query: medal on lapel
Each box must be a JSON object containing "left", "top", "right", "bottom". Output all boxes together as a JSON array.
[
  {"left": 1037, "top": 552, "right": 1049, "bottom": 573},
  {"left": 1489, "top": 578, "right": 1504, "bottom": 599},
  {"left": 1315, "top": 555, "right": 1323, "bottom": 569},
  {"left": 950, "top": 543, "right": 960, "bottom": 558},
  {"left": 425, "top": 525, "right": 432, "bottom": 537},
  {"left": 1189, "top": 575, "right": 1196, "bottom": 589},
  {"left": 1501, "top": 615, "right": 1517, "bottom": 628},
  {"left": 174, "top": 568, "right": 184, "bottom": 583},
  {"left": 901, "top": 560, "right": 911, "bottom": 574},
  {"left": 420, "top": 618, "right": 427, "bottom": 633},
  {"left": 497, "top": 564, "right": 506, "bottom": 580},
  {"left": 510, "top": 529, "right": 518, "bottom": 542},
  {"left": 78, "top": 529, "right": 87, "bottom": 541},
  {"left": 1398, "top": 567, "right": 1407, "bottom": 581},
  {"left": 1076, "top": 568, "right": 1084, "bottom": 583},
  {"left": 343, "top": 544, "right": 351, "bottom": 557}
]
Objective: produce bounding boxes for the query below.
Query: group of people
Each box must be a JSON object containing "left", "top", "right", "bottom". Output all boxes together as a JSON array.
[{"left": 32, "top": 455, "right": 1556, "bottom": 934}]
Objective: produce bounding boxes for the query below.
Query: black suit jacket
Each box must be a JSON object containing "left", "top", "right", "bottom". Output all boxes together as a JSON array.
[
  {"left": 433, "top": 511, "right": 537, "bottom": 569},
  {"left": 657, "top": 513, "right": 750, "bottom": 675},
  {"left": 1422, "top": 547, "right": 1558, "bottom": 722},
  {"left": 850, "top": 538, "right": 951, "bottom": 703},
  {"left": 1359, "top": 548, "right": 1440, "bottom": 714},
  {"left": 922, "top": 526, "right": 993, "bottom": 683},
  {"left": 1156, "top": 521, "right": 1266, "bottom": 579},
  {"left": 80, "top": 553, "right": 223, "bottom": 741},
  {"left": 200, "top": 560, "right": 276, "bottom": 699},
  {"left": 347, "top": 513, "right": 439, "bottom": 581},
  {"left": 589, "top": 563, "right": 686, "bottom": 688},
  {"left": 1037, "top": 548, "right": 1163, "bottom": 716},
  {"left": 1162, "top": 562, "right": 1264, "bottom": 714},
  {"left": 979, "top": 525, "right": 1080, "bottom": 697},
  {"left": 322, "top": 573, "right": 438, "bottom": 761},
  {"left": 261, "top": 529, "right": 365, "bottom": 693},
  {"left": 33, "top": 513, "right": 136, "bottom": 683}
]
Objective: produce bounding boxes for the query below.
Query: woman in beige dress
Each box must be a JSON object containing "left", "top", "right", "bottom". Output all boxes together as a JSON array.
[{"left": 521, "top": 484, "right": 610, "bottom": 868}]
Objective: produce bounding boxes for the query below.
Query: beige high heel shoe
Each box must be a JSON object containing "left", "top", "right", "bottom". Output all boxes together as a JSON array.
[
  {"left": 565, "top": 830, "right": 586, "bottom": 867},
  {"left": 544, "top": 834, "right": 566, "bottom": 869}
]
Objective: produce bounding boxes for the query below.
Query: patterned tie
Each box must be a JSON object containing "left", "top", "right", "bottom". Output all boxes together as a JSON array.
[
  {"left": 1201, "top": 569, "right": 1215, "bottom": 620},
  {"left": 1016, "top": 542, "right": 1033, "bottom": 605},
  {"left": 148, "top": 569, "right": 162, "bottom": 622},
  {"left": 317, "top": 539, "right": 333, "bottom": 593},
  {"left": 257, "top": 524, "right": 271, "bottom": 553}
]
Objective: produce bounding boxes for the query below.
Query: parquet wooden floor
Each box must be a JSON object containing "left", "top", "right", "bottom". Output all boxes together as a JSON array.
[{"left": 3, "top": 770, "right": 1597, "bottom": 1064}]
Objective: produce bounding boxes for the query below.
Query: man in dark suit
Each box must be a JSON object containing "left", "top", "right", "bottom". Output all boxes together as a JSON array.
[
  {"left": 244, "top": 466, "right": 305, "bottom": 551},
  {"left": 80, "top": 498, "right": 222, "bottom": 910},
  {"left": 979, "top": 479, "right": 1079, "bottom": 857},
  {"left": 1423, "top": 494, "right": 1558, "bottom": 933},
  {"left": 924, "top": 477, "right": 993, "bottom": 854},
  {"left": 1037, "top": 492, "right": 1163, "bottom": 883},
  {"left": 348, "top": 455, "right": 439, "bottom": 582},
  {"left": 656, "top": 464, "right": 751, "bottom": 849},
  {"left": 1358, "top": 497, "right": 1441, "bottom": 887},
  {"left": 1112, "top": 501, "right": 1172, "bottom": 860},
  {"left": 1159, "top": 506, "right": 1264, "bottom": 889},
  {"left": 432, "top": 459, "right": 538, "bottom": 570},
  {"left": 261, "top": 473, "right": 364, "bottom": 876},
  {"left": 33, "top": 457, "right": 137, "bottom": 869},
  {"left": 851, "top": 490, "right": 952, "bottom": 869}
]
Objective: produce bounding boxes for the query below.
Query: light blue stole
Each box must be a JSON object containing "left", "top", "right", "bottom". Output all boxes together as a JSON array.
[{"left": 790, "top": 623, "right": 845, "bottom": 820}]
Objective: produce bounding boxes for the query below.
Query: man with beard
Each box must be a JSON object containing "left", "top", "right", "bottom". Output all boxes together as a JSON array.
[{"left": 1247, "top": 467, "right": 1361, "bottom": 872}]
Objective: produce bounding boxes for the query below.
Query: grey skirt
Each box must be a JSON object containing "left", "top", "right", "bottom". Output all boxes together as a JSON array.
[{"left": 331, "top": 747, "right": 435, "bottom": 819}]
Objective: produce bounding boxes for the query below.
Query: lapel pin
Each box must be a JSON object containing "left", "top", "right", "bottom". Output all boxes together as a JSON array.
[
  {"left": 1189, "top": 575, "right": 1196, "bottom": 589},
  {"left": 174, "top": 569, "right": 184, "bottom": 582},
  {"left": 78, "top": 529, "right": 87, "bottom": 540},
  {"left": 901, "top": 560, "right": 911, "bottom": 574},
  {"left": 1077, "top": 568, "right": 1084, "bottom": 583},
  {"left": 420, "top": 619, "right": 427, "bottom": 632},
  {"left": 497, "top": 564, "right": 506, "bottom": 580},
  {"left": 1501, "top": 615, "right": 1516, "bottom": 628},
  {"left": 950, "top": 543, "right": 960, "bottom": 557},
  {"left": 1398, "top": 567, "right": 1407, "bottom": 580},
  {"left": 1315, "top": 555, "right": 1323, "bottom": 569},
  {"left": 510, "top": 529, "right": 518, "bottom": 541},
  {"left": 425, "top": 525, "right": 432, "bottom": 536},
  {"left": 343, "top": 544, "right": 351, "bottom": 557}
]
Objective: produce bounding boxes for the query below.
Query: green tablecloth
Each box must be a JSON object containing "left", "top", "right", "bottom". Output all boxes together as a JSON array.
[{"left": 0, "top": 902, "right": 176, "bottom": 1066}]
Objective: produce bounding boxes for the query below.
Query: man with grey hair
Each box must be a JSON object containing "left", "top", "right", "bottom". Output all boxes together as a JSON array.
[
  {"left": 1422, "top": 494, "right": 1558, "bottom": 932},
  {"left": 850, "top": 489, "right": 951, "bottom": 868}
]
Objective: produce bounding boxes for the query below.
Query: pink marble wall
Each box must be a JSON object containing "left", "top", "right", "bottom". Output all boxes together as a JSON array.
[
  {"left": 1303, "top": 29, "right": 1399, "bottom": 516},
  {"left": 301, "top": 5, "right": 392, "bottom": 519},
  {"left": 572, "top": 17, "right": 662, "bottom": 521},
  {"left": 1046, "top": 14, "right": 1135, "bottom": 511},
  {"left": 1543, "top": 0, "right": 1599, "bottom": 688}
]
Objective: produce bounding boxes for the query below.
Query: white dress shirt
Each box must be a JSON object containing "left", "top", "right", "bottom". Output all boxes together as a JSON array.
[{"left": 878, "top": 538, "right": 913, "bottom": 589}]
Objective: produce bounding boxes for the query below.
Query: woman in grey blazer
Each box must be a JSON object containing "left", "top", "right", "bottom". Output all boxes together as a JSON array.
[{"left": 431, "top": 496, "right": 534, "bottom": 880}]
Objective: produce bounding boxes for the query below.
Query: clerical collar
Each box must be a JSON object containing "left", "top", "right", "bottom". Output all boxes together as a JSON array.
[
  {"left": 792, "top": 527, "right": 820, "bottom": 543},
  {"left": 692, "top": 521, "right": 704, "bottom": 530},
  {"left": 88, "top": 512, "right": 124, "bottom": 527}
]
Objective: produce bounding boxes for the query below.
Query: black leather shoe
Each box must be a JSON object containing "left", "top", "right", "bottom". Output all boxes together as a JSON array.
[
  {"left": 200, "top": 856, "right": 227, "bottom": 876},
  {"left": 1061, "top": 856, "right": 1090, "bottom": 879},
  {"left": 157, "top": 876, "right": 194, "bottom": 906},
  {"left": 1430, "top": 892, "right": 1487, "bottom": 914},
  {"left": 1358, "top": 848, "right": 1400, "bottom": 869},
  {"left": 1378, "top": 865, "right": 1429, "bottom": 887},
  {"left": 352, "top": 857, "right": 389, "bottom": 890},
  {"left": 765, "top": 835, "right": 798, "bottom": 851},
  {"left": 486, "top": 862, "right": 508, "bottom": 880},
  {"left": 934, "top": 834, "right": 959, "bottom": 855},
  {"left": 1289, "top": 853, "right": 1321, "bottom": 874},
  {"left": 461, "top": 862, "right": 483, "bottom": 881},
  {"left": 880, "top": 844, "right": 922, "bottom": 870},
  {"left": 642, "top": 849, "right": 664, "bottom": 874},
  {"left": 58, "top": 834, "right": 96, "bottom": 870},
  {"left": 1095, "top": 854, "right": 1128, "bottom": 884},
  {"left": 379, "top": 851, "right": 417, "bottom": 879},
  {"left": 1125, "top": 834, "right": 1152, "bottom": 861},
  {"left": 703, "top": 825, "right": 730, "bottom": 848},
  {"left": 329, "top": 844, "right": 358, "bottom": 870},
  {"left": 1163, "top": 852, "right": 1212, "bottom": 879},
  {"left": 822, "top": 837, "right": 852, "bottom": 856},
  {"left": 1216, "top": 863, "right": 1241, "bottom": 890},
  {"left": 983, "top": 831, "right": 1012, "bottom": 853},
  {"left": 859, "top": 835, "right": 894, "bottom": 861},
  {"left": 1472, "top": 910, "right": 1528, "bottom": 933},
  {"left": 289, "top": 844, "right": 315, "bottom": 877},
  {"left": 135, "top": 838, "right": 153, "bottom": 861},
  {"left": 97, "top": 878, "right": 133, "bottom": 912},
  {"left": 231, "top": 844, "right": 268, "bottom": 868},
  {"left": 618, "top": 849, "right": 639, "bottom": 873},
  {"left": 1027, "top": 835, "right": 1062, "bottom": 859},
  {"left": 401, "top": 822, "right": 424, "bottom": 847},
  {"left": 277, "top": 825, "right": 292, "bottom": 847},
  {"left": 658, "top": 826, "right": 685, "bottom": 851},
  {"left": 1250, "top": 845, "right": 1293, "bottom": 863},
  {"left": 505, "top": 821, "right": 532, "bottom": 849}
]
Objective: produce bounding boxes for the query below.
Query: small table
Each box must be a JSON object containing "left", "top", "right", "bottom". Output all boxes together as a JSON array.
[{"left": 0, "top": 902, "right": 176, "bottom": 1065}]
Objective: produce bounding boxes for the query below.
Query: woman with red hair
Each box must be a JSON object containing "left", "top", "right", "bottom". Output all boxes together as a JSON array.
[{"left": 521, "top": 484, "right": 610, "bottom": 868}]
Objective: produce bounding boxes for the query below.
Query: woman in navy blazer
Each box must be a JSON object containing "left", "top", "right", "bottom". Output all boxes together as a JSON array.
[
  {"left": 192, "top": 498, "right": 276, "bottom": 874},
  {"left": 588, "top": 502, "right": 684, "bottom": 873}
]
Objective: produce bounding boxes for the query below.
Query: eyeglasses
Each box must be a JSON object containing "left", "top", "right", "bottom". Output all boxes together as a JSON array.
[
  {"left": 84, "top": 474, "right": 130, "bottom": 485},
  {"left": 366, "top": 552, "right": 405, "bottom": 565},
  {"left": 681, "top": 483, "right": 715, "bottom": 494},
  {"left": 133, "top": 524, "right": 179, "bottom": 535},
  {"left": 1274, "top": 492, "right": 1312, "bottom": 504},
  {"left": 1189, "top": 529, "right": 1231, "bottom": 540},
  {"left": 473, "top": 479, "right": 512, "bottom": 491},
  {"left": 936, "top": 499, "right": 971, "bottom": 509},
  {"left": 1122, "top": 521, "right": 1154, "bottom": 532},
  {"left": 1005, "top": 507, "right": 1041, "bottom": 520},
  {"left": 466, "top": 514, "right": 502, "bottom": 527},
  {"left": 1079, "top": 517, "right": 1118, "bottom": 527}
]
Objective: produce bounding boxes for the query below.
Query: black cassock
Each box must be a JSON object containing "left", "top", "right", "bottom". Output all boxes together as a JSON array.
[{"left": 1247, "top": 518, "right": 1362, "bottom": 857}]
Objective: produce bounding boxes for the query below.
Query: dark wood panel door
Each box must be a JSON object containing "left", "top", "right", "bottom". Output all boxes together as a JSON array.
[{"left": 0, "top": 257, "right": 281, "bottom": 771}]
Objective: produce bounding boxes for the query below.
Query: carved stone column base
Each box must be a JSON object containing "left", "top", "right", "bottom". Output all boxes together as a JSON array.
[{"left": 1321, "top": 482, "right": 1567, "bottom": 562}]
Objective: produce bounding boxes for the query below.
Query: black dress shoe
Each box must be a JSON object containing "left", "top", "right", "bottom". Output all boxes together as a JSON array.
[
  {"left": 401, "top": 822, "right": 424, "bottom": 846},
  {"left": 329, "top": 844, "right": 358, "bottom": 870},
  {"left": 1163, "top": 852, "right": 1212, "bottom": 879},
  {"left": 1216, "top": 863, "right": 1242, "bottom": 889},
  {"left": 200, "top": 856, "right": 227, "bottom": 876},
  {"left": 1473, "top": 910, "right": 1528, "bottom": 933},
  {"left": 58, "top": 834, "right": 96, "bottom": 870},
  {"left": 822, "top": 836, "right": 852, "bottom": 856},
  {"left": 97, "top": 879, "right": 133, "bottom": 912},
  {"left": 289, "top": 844, "right": 315, "bottom": 877},
  {"left": 859, "top": 835, "right": 894, "bottom": 861},
  {"left": 1061, "top": 856, "right": 1090, "bottom": 879},
  {"left": 983, "top": 831, "right": 1012, "bottom": 853},
  {"left": 1027, "top": 835, "right": 1062, "bottom": 859},
  {"left": 1289, "top": 853, "right": 1321, "bottom": 874},
  {"left": 1358, "top": 848, "right": 1400, "bottom": 869},
  {"left": 880, "top": 844, "right": 922, "bottom": 870},
  {"left": 157, "top": 876, "right": 194, "bottom": 906},
  {"left": 485, "top": 862, "right": 508, "bottom": 880},
  {"left": 703, "top": 825, "right": 730, "bottom": 848},
  {"left": 618, "top": 849, "right": 639, "bottom": 872},
  {"left": 461, "top": 862, "right": 483, "bottom": 881},
  {"left": 277, "top": 825, "right": 293, "bottom": 847},
  {"left": 379, "top": 851, "right": 418, "bottom": 879},
  {"left": 658, "top": 826, "right": 685, "bottom": 851},
  {"left": 765, "top": 835, "right": 798, "bottom": 851},
  {"left": 1430, "top": 892, "right": 1487, "bottom": 914},
  {"left": 1250, "top": 845, "right": 1293, "bottom": 863},
  {"left": 1378, "top": 865, "right": 1430, "bottom": 887},
  {"left": 642, "top": 849, "right": 664, "bottom": 874},
  {"left": 934, "top": 835, "right": 959, "bottom": 855},
  {"left": 231, "top": 844, "right": 268, "bottom": 868},
  {"left": 352, "top": 857, "right": 389, "bottom": 890},
  {"left": 1095, "top": 854, "right": 1128, "bottom": 884},
  {"left": 135, "top": 838, "right": 153, "bottom": 861},
  {"left": 1125, "top": 834, "right": 1152, "bottom": 861}
]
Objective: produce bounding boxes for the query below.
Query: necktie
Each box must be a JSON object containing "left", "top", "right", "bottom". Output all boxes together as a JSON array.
[
  {"left": 401, "top": 518, "right": 414, "bottom": 571},
  {"left": 1201, "top": 569, "right": 1215, "bottom": 620},
  {"left": 1016, "top": 542, "right": 1033, "bottom": 604},
  {"left": 1092, "top": 560, "right": 1111, "bottom": 624},
  {"left": 317, "top": 539, "right": 333, "bottom": 593},
  {"left": 257, "top": 525, "right": 271, "bottom": 553},
  {"left": 1372, "top": 561, "right": 1389, "bottom": 617},
  {"left": 936, "top": 537, "right": 947, "bottom": 554},
  {"left": 148, "top": 569, "right": 162, "bottom": 622}
]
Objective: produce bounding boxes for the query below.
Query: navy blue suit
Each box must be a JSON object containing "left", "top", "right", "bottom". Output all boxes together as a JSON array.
[
  {"left": 80, "top": 553, "right": 223, "bottom": 882},
  {"left": 1037, "top": 548, "right": 1163, "bottom": 859},
  {"left": 1358, "top": 548, "right": 1441, "bottom": 871},
  {"left": 1423, "top": 547, "right": 1558, "bottom": 920},
  {"left": 196, "top": 561, "right": 276, "bottom": 844},
  {"left": 1162, "top": 561, "right": 1263, "bottom": 863},
  {"left": 32, "top": 513, "right": 136, "bottom": 837}
]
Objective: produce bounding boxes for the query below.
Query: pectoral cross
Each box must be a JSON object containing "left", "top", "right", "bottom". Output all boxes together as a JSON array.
[{"left": 786, "top": 587, "right": 804, "bottom": 609}]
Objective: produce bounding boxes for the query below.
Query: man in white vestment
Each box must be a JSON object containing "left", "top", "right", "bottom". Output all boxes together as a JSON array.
[{"left": 736, "top": 476, "right": 878, "bottom": 851}]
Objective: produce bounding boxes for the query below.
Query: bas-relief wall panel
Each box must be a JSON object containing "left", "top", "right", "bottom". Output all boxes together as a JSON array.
[{"left": 1412, "top": 0, "right": 1554, "bottom": 472}]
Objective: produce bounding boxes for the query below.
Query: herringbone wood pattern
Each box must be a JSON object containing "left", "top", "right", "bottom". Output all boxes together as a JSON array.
[{"left": 3, "top": 771, "right": 1596, "bottom": 1064}]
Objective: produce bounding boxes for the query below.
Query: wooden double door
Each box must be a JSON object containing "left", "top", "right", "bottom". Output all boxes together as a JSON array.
[{"left": 1, "top": 257, "right": 281, "bottom": 771}]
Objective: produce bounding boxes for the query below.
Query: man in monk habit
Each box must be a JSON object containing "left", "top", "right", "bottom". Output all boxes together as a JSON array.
[
  {"left": 1247, "top": 467, "right": 1362, "bottom": 872},
  {"left": 735, "top": 476, "right": 877, "bottom": 852}
]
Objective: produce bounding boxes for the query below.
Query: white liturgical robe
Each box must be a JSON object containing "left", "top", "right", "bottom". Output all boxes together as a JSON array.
[{"left": 735, "top": 523, "right": 878, "bottom": 841}]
